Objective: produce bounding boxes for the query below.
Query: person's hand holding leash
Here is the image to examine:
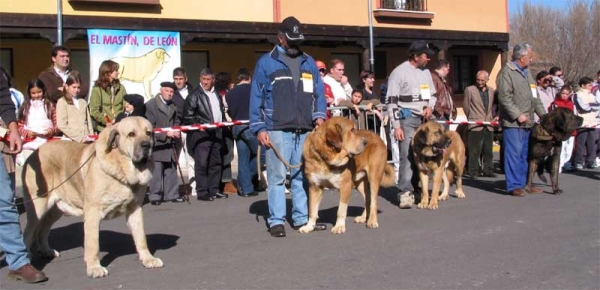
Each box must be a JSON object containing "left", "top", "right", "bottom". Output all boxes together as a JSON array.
[{"left": 258, "top": 131, "right": 270, "bottom": 147}]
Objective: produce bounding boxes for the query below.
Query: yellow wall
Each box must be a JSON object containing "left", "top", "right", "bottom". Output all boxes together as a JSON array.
[
  {"left": 280, "top": 0, "right": 508, "bottom": 33},
  {"left": 1, "top": 0, "right": 507, "bottom": 32},
  {"left": 0, "top": 0, "right": 274, "bottom": 22}
]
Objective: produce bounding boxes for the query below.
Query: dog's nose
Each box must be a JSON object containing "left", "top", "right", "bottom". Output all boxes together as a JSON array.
[{"left": 140, "top": 141, "right": 151, "bottom": 149}]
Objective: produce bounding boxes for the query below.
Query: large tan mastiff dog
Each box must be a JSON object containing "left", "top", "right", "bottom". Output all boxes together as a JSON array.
[
  {"left": 300, "top": 117, "right": 396, "bottom": 234},
  {"left": 21, "top": 117, "right": 163, "bottom": 278},
  {"left": 411, "top": 121, "right": 466, "bottom": 210}
]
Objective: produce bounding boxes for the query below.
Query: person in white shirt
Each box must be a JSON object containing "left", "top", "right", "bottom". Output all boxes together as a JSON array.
[{"left": 323, "top": 59, "right": 352, "bottom": 106}]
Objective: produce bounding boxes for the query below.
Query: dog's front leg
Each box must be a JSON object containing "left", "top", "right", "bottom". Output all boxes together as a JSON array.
[
  {"left": 83, "top": 208, "right": 108, "bottom": 278},
  {"left": 417, "top": 171, "right": 430, "bottom": 209},
  {"left": 428, "top": 169, "right": 443, "bottom": 210},
  {"left": 551, "top": 145, "right": 562, "bottom": 194},
  {"left": 299, "top": 184, "right": 323, "bottom": 233},
  {"left": 332, "top": 181, "right": 352, "bottom": 234},
  {"left": 525, "top": 159, "right": 538, "bottom": 193},
  {"left": 126, "top": 204, "right": 164, "bottom": 269}
]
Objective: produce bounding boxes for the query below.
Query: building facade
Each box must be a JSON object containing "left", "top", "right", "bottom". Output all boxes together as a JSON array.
[{"left": 0, "top": 0, "right": 509, "bottom": 105}]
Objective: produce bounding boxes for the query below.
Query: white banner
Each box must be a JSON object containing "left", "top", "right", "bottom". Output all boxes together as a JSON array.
[{"left": 87, "top": 29, "right": 181, "bottom": 101}]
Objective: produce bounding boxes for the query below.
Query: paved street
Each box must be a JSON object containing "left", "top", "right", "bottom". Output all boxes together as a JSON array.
[{"left": 1, "top": 159, "right": 599, "bottom": 289}]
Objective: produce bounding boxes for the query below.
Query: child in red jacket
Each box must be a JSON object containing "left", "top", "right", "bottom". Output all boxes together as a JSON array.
[{"left": 548, "top": 85, "right": 576, "bottom": 172}]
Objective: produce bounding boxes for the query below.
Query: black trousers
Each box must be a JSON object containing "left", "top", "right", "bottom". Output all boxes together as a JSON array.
[
  {"left": 467, "top": 128, "right": 494, "bottom": 175},
  {"left": 193, "top": 138, "right": 223, "bottom": 197}
]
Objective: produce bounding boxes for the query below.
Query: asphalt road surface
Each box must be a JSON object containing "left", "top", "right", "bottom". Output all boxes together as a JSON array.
[{"left": 1, "top": 165, "right": 599, "bottom": 289}]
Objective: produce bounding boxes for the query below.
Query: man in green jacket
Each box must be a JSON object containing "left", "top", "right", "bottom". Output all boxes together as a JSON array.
[{"left": 496, "top": 42, "right": 546, "bottom": 197}]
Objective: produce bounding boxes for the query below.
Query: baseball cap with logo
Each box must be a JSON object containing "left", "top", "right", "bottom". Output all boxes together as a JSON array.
[
  {"left": 280, "top": 16, "right": 305, "bottom": 42},
  {"left": 408, "top": 40, "right": 435, "bottom": 58}
]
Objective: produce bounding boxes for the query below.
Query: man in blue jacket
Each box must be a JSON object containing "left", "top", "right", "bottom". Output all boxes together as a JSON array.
[{"left": 249, "top": 16, "right": 327, "bottom": 237}]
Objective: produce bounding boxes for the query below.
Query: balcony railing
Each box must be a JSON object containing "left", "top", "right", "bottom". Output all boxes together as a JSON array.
[{"left": 380, "top": 0, "right": 428, "bottom": 12}]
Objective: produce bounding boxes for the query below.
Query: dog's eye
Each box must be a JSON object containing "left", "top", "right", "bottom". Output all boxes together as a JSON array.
[
  {"left": 146, "top": 131, "right": 152, "bottom": 136},
  {"left": 435, "top": 131, "right": 441, "bottom": 136},
  {"left": 128, "top": 132, "right": 135, "bottom": 137}
]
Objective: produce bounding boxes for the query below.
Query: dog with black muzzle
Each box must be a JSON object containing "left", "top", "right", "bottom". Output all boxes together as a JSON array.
[
  {"left": 526, "top": 107, "right": 583, "bottom": 195},
  {"left": 412, "top": 121, "right": 466, "bottom": 210}
]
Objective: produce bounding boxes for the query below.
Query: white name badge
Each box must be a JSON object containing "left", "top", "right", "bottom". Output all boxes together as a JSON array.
[
  {"left": 302, "top": 73, "right": 313, "bottom": 94},
  {"left": 530, "top": 84, "right": 537, "bottom": 98},
  {"left": 420, "top": 84, "right": 431, "bottom": 100}
]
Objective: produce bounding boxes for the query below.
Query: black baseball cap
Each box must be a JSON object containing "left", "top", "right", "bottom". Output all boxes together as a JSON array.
[
  {"left": 280, "top": 16, "right": 305, "bottom": 42},
  {"left": 409, "top": 40, "right": 435, "bottom": 58},
  {"left": 160, "top": 81, "right": 177, "bottom": 90}
]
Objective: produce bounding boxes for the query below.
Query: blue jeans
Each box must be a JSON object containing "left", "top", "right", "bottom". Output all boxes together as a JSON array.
[
  {"left": 0, "top": 153, "right": 30, "bottom": 270},
  {"left": 397, "top": 116, "right": 422, "bottom": 193},
  {"left": 503, "top": 128, "right": 530, "bottom": 192},
  {"left": 232, "top": 125, "right": 260, "bottom": 194},
  {"left": 266, "top": 130, "right": 308, "bottom": 227}
]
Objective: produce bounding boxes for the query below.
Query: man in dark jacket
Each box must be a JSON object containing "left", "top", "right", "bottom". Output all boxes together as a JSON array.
[
  {"left": 249, "top": 17, "right": 327, "bottom": 237},
  {"left": 172, "top": 67, "right": 196, "bottom": 195},
  {"left": 183, "top": 68, "right": 228, "bottom": 201},
  {"left": 38, "top": 46, "right": 88, "bottom": 103},
  {"left": 0, "top": 68, "right": 48, "bottom": 283},
  {"left": 145, "top": 82, "right": 182, "bottom": 205}
]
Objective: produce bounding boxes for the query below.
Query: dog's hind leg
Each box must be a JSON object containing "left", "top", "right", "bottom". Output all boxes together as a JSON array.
[
  {"left": 353, "top": 181, "right": 367, "bottom": 224},
  {"left": 299, "top": 184, "right": 324, "bottom": 233},
  {"left": 37, "top": 206, "right": 63, "bottom": 258},
  {"left": 126, "top": 203, "right": 164, "bottom": 270},
  {"left": 453, "top": 158, "right": 466, "bottom": 198}
]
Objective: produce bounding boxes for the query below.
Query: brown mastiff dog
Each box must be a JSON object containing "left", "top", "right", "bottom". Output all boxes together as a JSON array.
[
  {"left": 412, "top": 121, "right": 466, "bottom": 210},
  {"left": 526, "top": 107, "right": 583, "bottom": 195},
  {"left": 300, "top": 117, "right": 396, "bottom": 234},
  {"left": 22, "top": 117, "right": 163, "bottom": 278}
]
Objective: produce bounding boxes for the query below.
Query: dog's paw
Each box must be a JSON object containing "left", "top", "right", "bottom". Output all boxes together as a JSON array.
[
  {"left": 38, "top": 248, "right": 59, "bottom": 258},
  {"left": 427, "top": 202, "right": 439, "bottom": 210},
  {"left": 438, "top": 193, "right": 449, "bottom": 201},
  {"left": 142, "top": 257, "right": 164, "bottom": 269},
  {"left": 331, "top": 225, "right": 346, "bottom": 234},
  {"left": 354, "top": 216, "right": 367, "bottom": 224},
  {"left": 417, "top": 201, "right": 429, "bottom": 209},
  {"left": 553, "top": 189, "right": 563, "bottom": 195},
  {"left": 455, "top": 190, "right": 466, "bottom": 198},
  {"left": 87, "top": 265, "right": 109, "bottom": 278},
  {"left": 298, "top": 225, "right": 314, "bottom": 233},
  {"left": 366, "top": 220, "right": 379, "bottom": 229}
]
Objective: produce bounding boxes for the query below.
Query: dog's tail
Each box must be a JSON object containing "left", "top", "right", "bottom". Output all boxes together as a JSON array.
[{"left": 380, "top": 165, "right": 397, "bottom": 187}]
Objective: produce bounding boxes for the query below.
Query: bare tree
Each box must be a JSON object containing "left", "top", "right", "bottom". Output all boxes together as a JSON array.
[{"left": 510, "top": 0, "right": 600, "bottom": 84}]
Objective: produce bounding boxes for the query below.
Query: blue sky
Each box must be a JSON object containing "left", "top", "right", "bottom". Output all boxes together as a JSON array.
[{"left": 508, "top": 0, "right": 590, "bottom": 15}]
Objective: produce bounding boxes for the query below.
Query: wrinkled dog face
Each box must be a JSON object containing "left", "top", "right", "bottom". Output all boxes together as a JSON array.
[
  {"left": 107, "top": 117, "right": 154, "bottom": 164},
  {"left": 541, "top": 108, "right": 584, "bottom": 141},
  {"left": 415, "top": 122, "right": 450, "bottom": 157},
  {"left": 324, "top": 117, "right": 367, "bottom": 166}
]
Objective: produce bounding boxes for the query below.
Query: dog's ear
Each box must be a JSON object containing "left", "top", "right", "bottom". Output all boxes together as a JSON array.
[
  {"left": 106, "top": 125, "right": 121, "bottom": 153},
  {"left": 540, "top": 111, "right": 556, "bottom": 132},
  {"left": 415, "top": 129, "right": 427, "bottom": 145},
  {"left": 326, "top": 123, "right": 344, "bottom": 150},
  {"left": 155, "top": 49, "right": 164, "bottom": 59}
]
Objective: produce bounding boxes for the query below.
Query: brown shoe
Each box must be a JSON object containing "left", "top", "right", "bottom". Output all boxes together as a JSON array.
[
  {"left": 223, "top": 182, "right": 237, "bottom": 194},
  {"left": 525, "top": 186, "right": 542, "bottom": 194},
  {"left": 8, "top": 264, "right": 48, "bottom": 283},
  {"left": 509, "top": 188, "right": 526, "bottom": 197}
]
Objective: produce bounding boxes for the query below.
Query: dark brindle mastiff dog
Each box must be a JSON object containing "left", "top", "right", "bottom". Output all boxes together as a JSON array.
[{"left": 526, "top": 107, "right": 583, "bottom": 195}]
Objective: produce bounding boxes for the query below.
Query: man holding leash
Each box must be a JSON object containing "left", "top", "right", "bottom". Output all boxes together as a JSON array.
[
  {"left": 249, "top": 16, "right": 327, "bottom": 237},
  {"left": 385, "top": 40, "right": 437, "bottom": 209},
  {"left": 0, "top": 68, "right": 48, "bottom": 283}
]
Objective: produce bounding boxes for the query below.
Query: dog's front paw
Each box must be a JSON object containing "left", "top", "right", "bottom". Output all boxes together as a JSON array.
[
  {"left": 427, "top": 202, "right": 439, "bottom": 210},
  {"left": 354, "top": 216, "right": 367, "bottom": 224},
  {"left": 455, "top": 190, "right": 466, "bottom": 198},
  {"left": 331, "top": 225, "right": 346, "bottom": 234},
  {"left": 417, "top": 201, "right": 429, "bottom": 209},
  {"left": 553, "top": 188, "right": 563, "bottom": 195},
  {"left": 38, "top": 248, "right": 60, "bottom": 258},
  {"left": 438, "top": 193, "right": 449, "bottom": 201},
  {"left": 142, "top": 257, "right": 164, "bottom": 269},
  {"left": 366, "top": 220, "right": 379, "bottom": 229},
  {"left": 87, "top": 265, "right": 109, "bottom": 278},
  {"left": 298, "top": 225, "right": 314, "bottom": 233}
]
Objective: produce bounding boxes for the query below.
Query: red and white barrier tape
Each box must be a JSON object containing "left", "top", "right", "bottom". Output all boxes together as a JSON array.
[
  {"left": 435, "top": 120, "right": 599, "bottom": 129},
  {"left": 2, "top": 120, "right": 250, "bottom": 144}
]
